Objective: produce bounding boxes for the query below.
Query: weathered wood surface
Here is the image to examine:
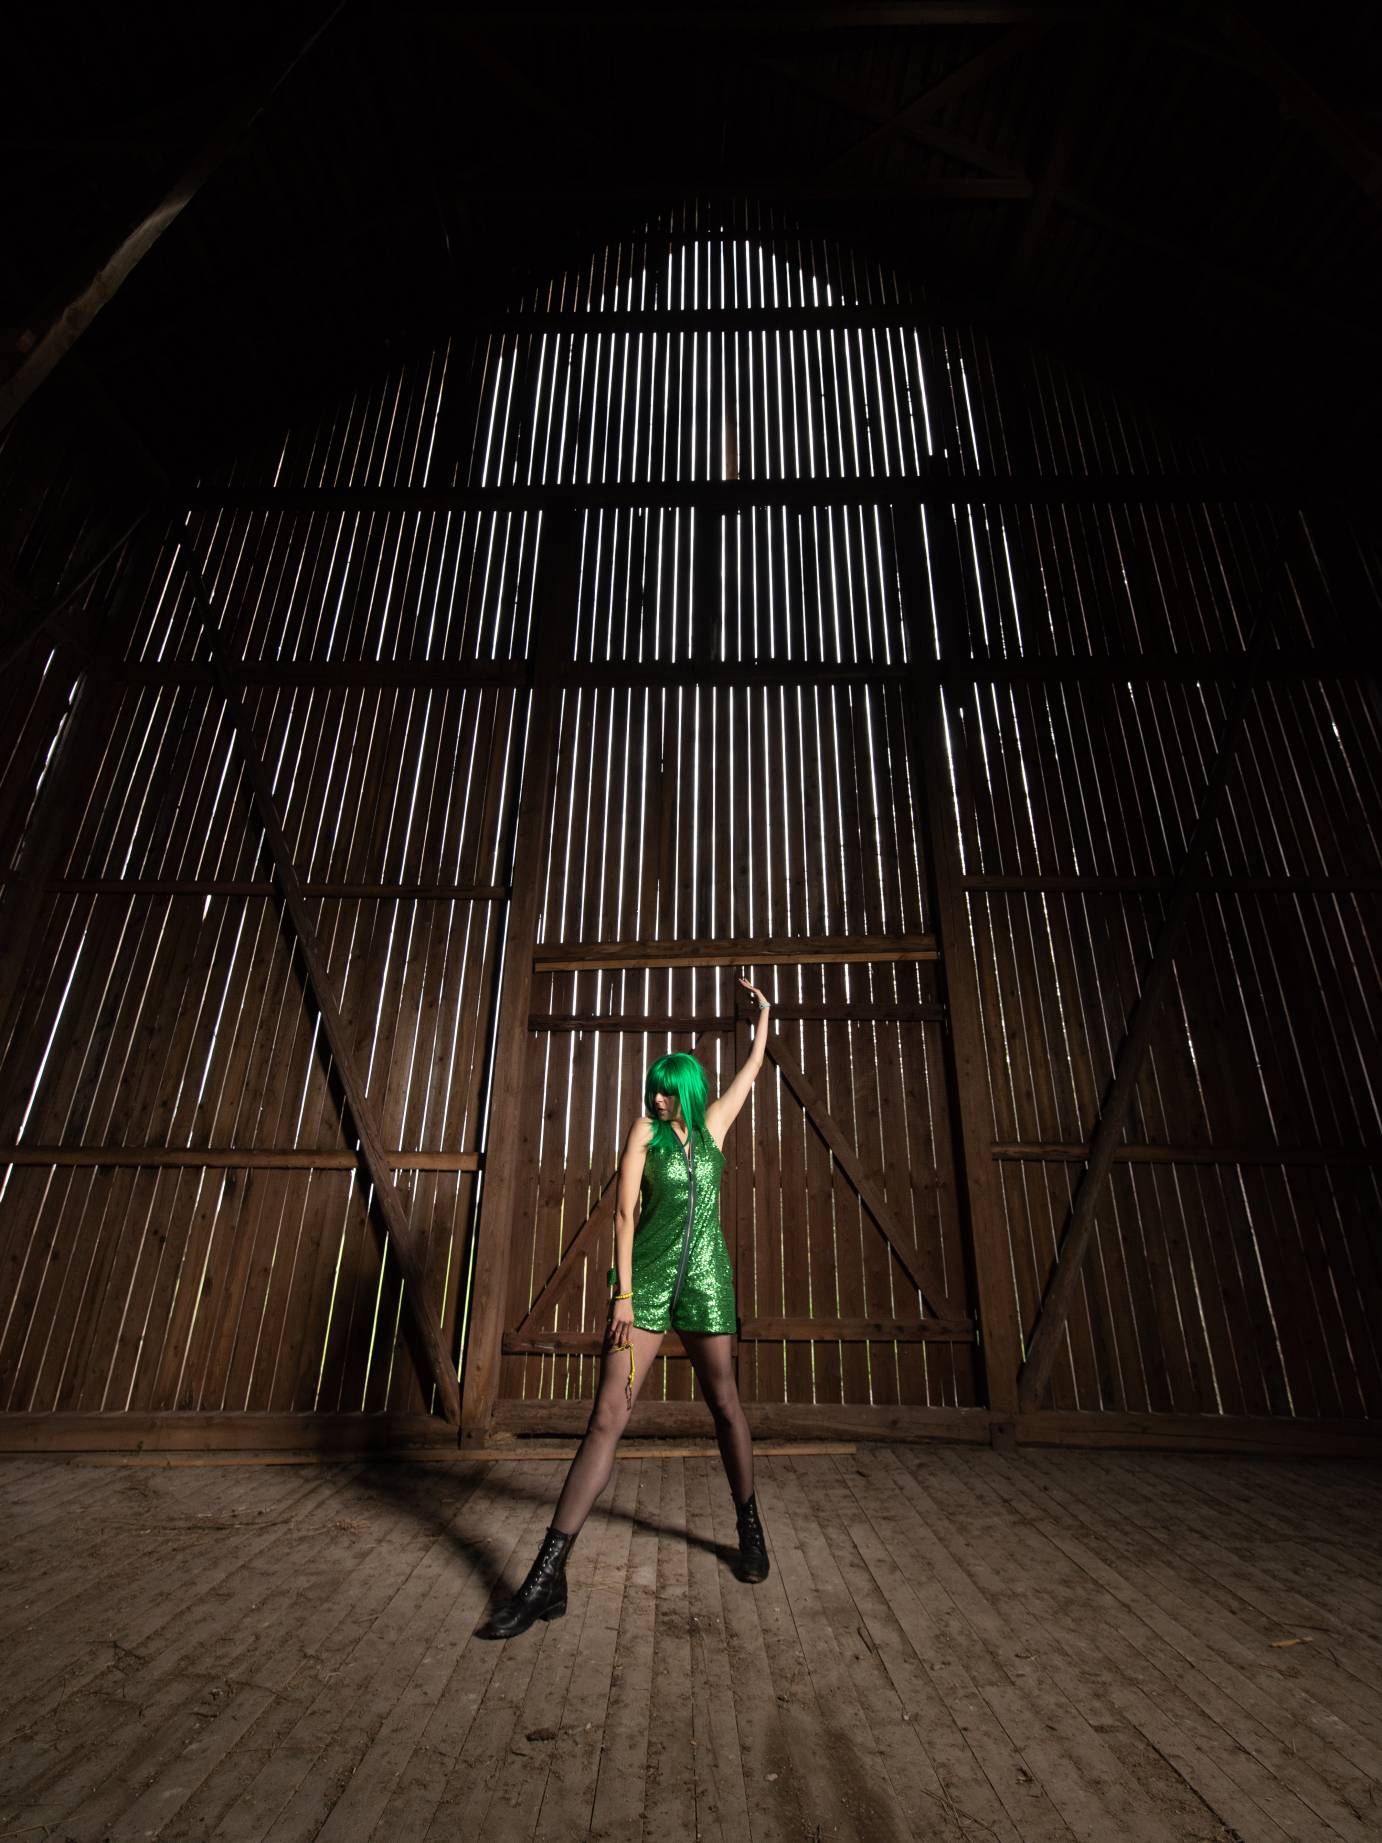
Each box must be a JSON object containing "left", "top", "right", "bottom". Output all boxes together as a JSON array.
[
  {"left": 2, "top": 1444, "right": 1380, "bottom": 1839},
  {"left": 2, "top": 212, "right": 1377, "bottom": 1454}
]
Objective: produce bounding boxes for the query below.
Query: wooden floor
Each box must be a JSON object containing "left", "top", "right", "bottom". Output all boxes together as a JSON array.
[{"left": 2, "top": 1441, "right": 1381, "bottom": 1842}]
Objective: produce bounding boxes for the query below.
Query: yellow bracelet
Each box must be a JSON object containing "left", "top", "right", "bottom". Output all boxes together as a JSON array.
[{"left": 609, "top": 1271, "right": 635, "bottom": 1403}]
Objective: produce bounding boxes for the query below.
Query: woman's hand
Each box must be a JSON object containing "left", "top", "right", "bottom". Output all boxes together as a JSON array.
[
  {"left": 608, "top": 1295, "right": 634, "bottom": 1351},
  {"left": 737, "top": 972, "right": 771, "bottom": 1012}
]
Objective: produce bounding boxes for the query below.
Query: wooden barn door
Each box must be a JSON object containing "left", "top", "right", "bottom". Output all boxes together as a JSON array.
[{"left": 460, "top": 499, "right": 993, "bottom": 1445}]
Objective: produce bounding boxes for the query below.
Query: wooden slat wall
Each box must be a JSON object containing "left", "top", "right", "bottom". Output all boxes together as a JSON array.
[
  {"left": 926, "top": 321, "right": 1382, "bottom": 1420},
  {"left": 0, "top": 392, "right": 533, "bottom": 1412},
  {"left": 2, "top": 196, "right": 1377, "bottom": 1442}
]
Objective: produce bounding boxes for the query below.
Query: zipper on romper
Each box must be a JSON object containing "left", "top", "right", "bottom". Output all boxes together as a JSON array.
[{"left": 667, "top": 1127, "right": 696, "bottom": 1318}]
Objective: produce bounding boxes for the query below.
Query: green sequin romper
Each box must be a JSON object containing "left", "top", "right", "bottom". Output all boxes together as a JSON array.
[{"left": 609, "top": 1122, "right": 737, "bottom": 1337}]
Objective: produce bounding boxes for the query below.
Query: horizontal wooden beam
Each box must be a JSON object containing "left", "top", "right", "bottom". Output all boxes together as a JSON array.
[
  {"left": 5, "top": 1139, "right": 1365, "bottom": 1174},
  {"left": 449, "top": 177, "right": 1035, "bottom": 201},
  {"left": 965, "top": 873, "right": 1382, "bottom": 895},
  {"left": 1012, "top": 1409, "right": 1382, "bottom": 1460},
  {"left": 0, "top": 1146, "right": 481, "bottom": 1171},
  {"left": 747, "top": 1315, "right": 973, "bottom": 1342},
  {"left": 110, "top": 649, "right": 1365, "bottom": 691},
  {"left": 489, "top": 1399, "right": 1382, "bottom": 1458},
  {"left": 0, "top": 1412, "right": 453, "bottom": 1454},
  {"left": 533, "top": 931, "right": 938, "bottom": 972},
  {"left": 503, "top": 1315, "right": 974, "bottom": 1355},
  {"left": 45, "top": 878, "right": 508, "bottom": 901},
  {"left": 418, "top": 6, "right": 1100, "bottom": 26},
  {"left": 181, "top": 473, "right": 1373, "bottom": 512},
  {"left": 991, "top": 1141, "right": 1378, "bottom": 1167},
  {"left": 460, "top": 304, "right": 1037, "bottom": 335},
  {"left": 494, "top": 1398, "right": 996, "bottom": 1443},
  {"left": 2, "top": 1405, "right": 1376, "bottom": 1461},
  {"left": 14, "top": 872, "right": 1371, "bottom": 905},
  {"left": 530, "top": 1002, "right": 947, "bottom": 1030}
]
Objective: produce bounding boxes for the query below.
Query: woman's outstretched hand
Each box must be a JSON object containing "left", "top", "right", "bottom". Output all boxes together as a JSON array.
[{"left": 737, "top": 972, "right": 771, "bottom": 1012}]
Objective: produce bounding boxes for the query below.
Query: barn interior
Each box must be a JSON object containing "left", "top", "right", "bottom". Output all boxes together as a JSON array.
[{"left": 2, "top": 4, "right": 1381, "bottom": 1839}]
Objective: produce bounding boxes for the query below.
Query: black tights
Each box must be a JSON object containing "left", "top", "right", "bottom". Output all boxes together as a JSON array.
[{"left": 551, "top": 1327, "right": 755, "bottom": 1538}]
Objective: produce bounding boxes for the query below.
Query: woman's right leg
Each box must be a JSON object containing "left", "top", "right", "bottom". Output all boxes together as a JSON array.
[{"left": 551, "top": 1324, "right": 666, "bottom": 1536}]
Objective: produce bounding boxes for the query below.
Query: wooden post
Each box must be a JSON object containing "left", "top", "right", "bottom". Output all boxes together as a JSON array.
[
  {"left": 171, "top": 529, "right": 463, "bottom": 1426},
  {"left": 893, "top": 498, "right": 1024, "bottom": 1424},
  {"left": 459, "top": 508, "right": 579, "bottom": 1448},
  {"left": 1014, "top": 514, "right": 1310, "bottom": 1413}
]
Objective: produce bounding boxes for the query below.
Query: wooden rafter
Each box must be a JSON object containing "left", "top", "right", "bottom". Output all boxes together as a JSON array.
[
  {"left": 804, "top": 22, "right": 1051, "bottom": 185},
  {"left": 0, "top": 6, "right": 345, "bottom": 434},
  {"left": 1210, "top": 4, "right": 1382, "bottom": 207},
  {"left": 1010, "top": 20, "right": 1109, "bottom": 278},
  {"left": 757, "top": 49, "right": 1354, "bottom": 335}
]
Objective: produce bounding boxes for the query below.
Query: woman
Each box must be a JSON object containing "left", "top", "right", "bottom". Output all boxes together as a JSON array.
[{"left": 477, "top": 974, "right": 772, "bottom": 1640}]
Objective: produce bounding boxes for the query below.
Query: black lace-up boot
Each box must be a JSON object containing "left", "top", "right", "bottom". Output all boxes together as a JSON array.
[
  {"left": 732, "top": 1490, "right": 770, "bottom": 1583},
  {"left": 476, "top": 1524, "right": 577, "bottom": 1638}
]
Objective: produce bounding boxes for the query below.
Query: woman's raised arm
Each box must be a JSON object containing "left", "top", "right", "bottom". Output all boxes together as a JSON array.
[{"left": 706, "top": 974, "right": 771, "bottom": 1141}]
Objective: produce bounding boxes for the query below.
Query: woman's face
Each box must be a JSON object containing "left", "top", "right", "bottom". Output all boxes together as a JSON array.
[{"left": 652, "top": 1089, "right": 683, "bottom": 1122}]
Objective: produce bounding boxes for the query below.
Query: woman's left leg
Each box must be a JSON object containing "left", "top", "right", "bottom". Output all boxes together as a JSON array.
[{"left": 680, "top": 1330, "right": 754, "bottom": 1502}]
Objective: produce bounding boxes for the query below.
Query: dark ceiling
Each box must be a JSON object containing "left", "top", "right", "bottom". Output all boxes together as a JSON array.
[{"left": 6, "top": 1, "right": 1382, "bottom": 485}]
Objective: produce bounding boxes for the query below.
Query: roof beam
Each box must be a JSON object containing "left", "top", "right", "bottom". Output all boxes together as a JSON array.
[
  {"left": 758, "top": 54, "right": 1362, "bottom": 335},
  {"left": 812, "top": 21, "right": 1050, "bottom": 185},
  {"left": 414, "top": 5, "right": 1098, "bottom": 25},
  {"left": 0, "top": 6, "right": 345, "bottom": 435},
  {"left": 1010, "top": 21, "right": 1109, "bottom": 278},
  {"left": 1209, "top": 4, "right": 1382, "bottom": 207}
]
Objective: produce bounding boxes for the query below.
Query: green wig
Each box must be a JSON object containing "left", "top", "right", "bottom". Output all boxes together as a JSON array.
[{"left": 643, "top": 1052, "right": 709, "bottom": 1157}]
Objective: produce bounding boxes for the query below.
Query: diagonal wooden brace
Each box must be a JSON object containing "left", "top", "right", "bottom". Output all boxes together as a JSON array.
[
  {"left": 767, "top": 1028, "right": 961, "bottom": 1320},
  {"left": 172, "top": 524, "right": 462, "bottom": 1425},
  {"left": 1015, "top": 514, "right": 1313, "bottom": 1414}
]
